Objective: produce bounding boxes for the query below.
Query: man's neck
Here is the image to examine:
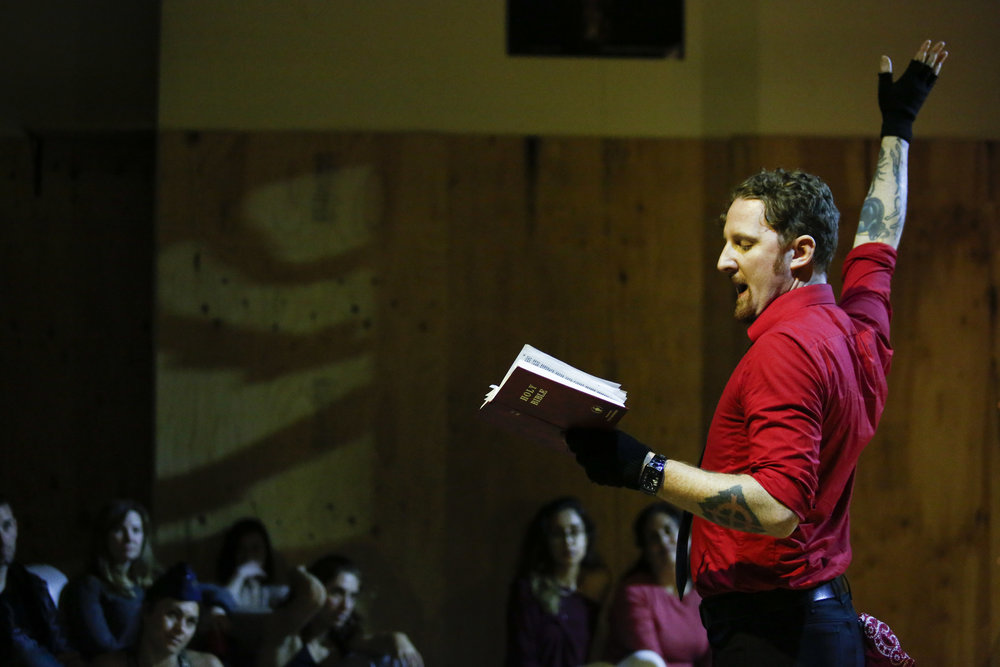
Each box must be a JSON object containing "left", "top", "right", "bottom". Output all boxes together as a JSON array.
[
  {"left": 0, "top": 563, "right": 8, "bottom": 594},
  {"left": 789, "top": 270, "right": 828, "bottom": 291}
]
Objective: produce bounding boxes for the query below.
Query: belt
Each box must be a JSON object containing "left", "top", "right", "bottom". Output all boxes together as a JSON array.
[
  {"left": 699, "top": 575, "right": 851, "bottom": 628},
  {"left": 809, "top": 574, "right": 851, "bottom": 602}
]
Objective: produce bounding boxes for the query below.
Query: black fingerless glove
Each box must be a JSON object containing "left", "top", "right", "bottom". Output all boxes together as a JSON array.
[
  {"left": 878, "top": 59, "right": 938, "bottom": 142},
  {"left": 565, "top": 427, "right": 651, "bottom": 489}
]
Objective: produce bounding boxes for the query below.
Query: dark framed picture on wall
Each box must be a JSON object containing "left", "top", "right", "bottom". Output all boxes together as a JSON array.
[{"left": 507, "top": 0, "right": 684, "bottom": 59}]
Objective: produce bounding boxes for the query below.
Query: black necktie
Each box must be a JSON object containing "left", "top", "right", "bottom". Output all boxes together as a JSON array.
[
  {"left": 675, "top": 510, "right": 693, "bottom": 600},
  {"left": 675, "top": 442, "right": 708, "bottom": 601}
]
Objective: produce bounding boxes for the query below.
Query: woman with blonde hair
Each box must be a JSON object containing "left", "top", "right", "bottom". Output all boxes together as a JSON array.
[{"left": 61, "top": 499, "right": 158, "bottom": 659}]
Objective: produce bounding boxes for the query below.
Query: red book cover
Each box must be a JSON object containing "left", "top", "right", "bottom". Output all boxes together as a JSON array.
[{"left": 480, "top": 345, "right": 628, "bottom": 451}]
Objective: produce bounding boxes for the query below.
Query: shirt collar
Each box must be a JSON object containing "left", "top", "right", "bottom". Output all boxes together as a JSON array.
[{"left": 747, "top": 284, "right": 834, "bottom": 342}]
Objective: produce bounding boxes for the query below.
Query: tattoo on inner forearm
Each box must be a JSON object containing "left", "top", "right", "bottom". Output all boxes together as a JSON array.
[
  {"left": 700, "top": 485, "right": 766, "bottom": 533},
  {"left": 859, "top": 196, "right": 888, "bottom": 240},
  {"left": 858, "top": 143, "right": 904, "bottom": 242},
  {"left": 890, "top": 141, "right": 903, "bottom": 183}
]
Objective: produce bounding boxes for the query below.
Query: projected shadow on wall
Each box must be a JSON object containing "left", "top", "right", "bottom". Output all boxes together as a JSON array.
[{"left": 156, "top": 135, "right": 386, "bottom": 561}]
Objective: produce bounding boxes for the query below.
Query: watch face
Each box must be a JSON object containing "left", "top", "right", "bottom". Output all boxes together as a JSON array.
[{"left": 639, "top": 456, "right": 666, "bottom": 495}]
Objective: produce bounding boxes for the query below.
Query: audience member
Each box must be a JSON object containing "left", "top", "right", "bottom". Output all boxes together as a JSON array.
[
  {"left": 91, "top": 562, "right": 223, "bottom": 667},
  {"left": 299, "top": 554, "right": 422, "bottom": 667},
  {"left": 216, "top": 518, "right": 288, "bottom": 612},
  {"left": 604, "top": 502, "right": 709, "bottom": 667},
  {"left": 0, "top": 495, "right": 82, "bottom": 667},
  {"left": 252, "top": 564, "right": 327, "bottom": 667},
  {"left": 60, "top": 499, "right": 158, "bottom": 659},
  {"left": 256, "top": 554, "right": 423, "bottom": 667},
  {"left": 505, "top": 496, "right": 611, "bottom": 667}
]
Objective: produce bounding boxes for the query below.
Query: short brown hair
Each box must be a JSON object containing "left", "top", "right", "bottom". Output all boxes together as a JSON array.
[{"left": 729, "top": 168, "right": 840, "bottom": 273}]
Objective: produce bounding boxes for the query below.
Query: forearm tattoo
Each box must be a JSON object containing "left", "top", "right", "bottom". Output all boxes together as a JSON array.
[
  {"left": 699, "top": 485, "right": 766, "bottom": 534},
  {"left": 858, "top": 143, "right": 904, "bottom": 242}
]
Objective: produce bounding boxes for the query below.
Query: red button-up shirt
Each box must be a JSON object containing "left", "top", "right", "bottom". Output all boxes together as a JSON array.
[{"left": 693, "top": 243, "right": 896, "bottom": 597}]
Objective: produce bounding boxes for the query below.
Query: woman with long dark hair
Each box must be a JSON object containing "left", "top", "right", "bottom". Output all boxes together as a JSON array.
[
  {"left": 505, "top": 496, "right": 611, "bottom": 667},
  {"left": 255, "top": 554, "right": 422, "bottom": 667},
  {"left": 216, "top": 518, "right": 286, "bottom": 612}
]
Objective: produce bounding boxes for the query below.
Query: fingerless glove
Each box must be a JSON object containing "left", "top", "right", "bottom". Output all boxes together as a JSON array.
[
  {"left": 565, "top": 428, "right": 651, "bottom": 490},
  {"left": 879, "top": 59, "right": 938, "bottom": 142}
]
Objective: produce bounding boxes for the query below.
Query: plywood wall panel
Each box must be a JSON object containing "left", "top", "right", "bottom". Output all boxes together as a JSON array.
[
  {"left": 988, "top": 140, "right": 1000, "bottom": 663},
  {"left": 858, "top": 140, "right": 998, "bottom": 665},
  {"left": 442, "top": 134, "right": 537, "bottom": 665},
  {"left": 602, "top": 139, "right": 706, "bottom": 454},
  {"left": 156, "top": 132, "right": 389, "bottom": 580},
  {"left": 443, "top": 135, "right": 670, "bottom": 663},
  {"left": 370, "top": 133, "right": 451, "bottom": 654},
  {"left": 0, "top": 133, "right": 156, "bottom": 572}
]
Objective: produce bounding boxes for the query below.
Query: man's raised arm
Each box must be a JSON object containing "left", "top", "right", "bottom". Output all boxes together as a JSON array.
[{"left": 854, "top": 40, "right": 947, "bottom": 250}]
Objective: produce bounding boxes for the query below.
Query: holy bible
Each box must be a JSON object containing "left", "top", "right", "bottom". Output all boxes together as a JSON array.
[{"left": 480, "top": 344, "right": 628, "bottom": 450}]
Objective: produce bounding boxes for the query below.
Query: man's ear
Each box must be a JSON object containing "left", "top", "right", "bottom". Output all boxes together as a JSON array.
[{"left": 789, "top": 235, "right": 816, "bottom": 270}]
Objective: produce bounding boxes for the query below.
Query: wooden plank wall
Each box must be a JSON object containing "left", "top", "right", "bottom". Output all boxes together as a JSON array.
[
  {"left": 0, "top": 133, "right": 156, "bottom": 571},
  {"left": 155, "top": 132, "right": 999, "bottom": 666}
]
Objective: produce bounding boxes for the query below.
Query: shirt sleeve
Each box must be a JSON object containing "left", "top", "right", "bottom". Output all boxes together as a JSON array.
[
  {"left": 197, "top": 582, "right": 237, "bottom": 614},
  {"left": 5, "top": 626, "right": 65, "bottom": 667},
  {"left": 60, "top": 576, "right": 133, "bottom": 657},
  {"left": 839, "top": 243, "right": 897, "bottom": 354},
  {"left": 741, "top": 333, "right": 825, "bottom": 519}
]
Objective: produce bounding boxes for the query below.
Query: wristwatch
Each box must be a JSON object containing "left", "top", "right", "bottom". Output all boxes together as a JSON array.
[{"left": 638, "top": 454, "right": 667, "bottom": 495}]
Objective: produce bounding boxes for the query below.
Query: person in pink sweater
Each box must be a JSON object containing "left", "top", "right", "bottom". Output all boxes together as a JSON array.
[{"left": 604, "top": 503, "right": 710, "bottom": 667}]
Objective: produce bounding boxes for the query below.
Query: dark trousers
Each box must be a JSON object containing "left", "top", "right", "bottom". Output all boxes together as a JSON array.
[{"left": 700, "top": 585, "right": 865, "bottom": 667}]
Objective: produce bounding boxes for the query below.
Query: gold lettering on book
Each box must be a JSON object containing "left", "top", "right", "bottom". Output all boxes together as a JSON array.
[{"left": 518, "top": 384, "right": 548, "bottom": 406}]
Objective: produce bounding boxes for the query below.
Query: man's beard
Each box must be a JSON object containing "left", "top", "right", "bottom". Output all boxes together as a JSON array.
[
  {"left": 733, "top": 288, "right": 756, "bottom": 324},
  {"left": 732, "top": 255, "right": 790, "bottom": 324}
]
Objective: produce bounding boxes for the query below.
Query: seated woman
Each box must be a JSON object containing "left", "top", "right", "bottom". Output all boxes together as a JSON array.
[
  {"left": 257, "top": 554, "right": 423, "bottom": 667},
  {"left": 91, "top": 562, "right": 223, "bottom": 667},
  {"left": 505, "top": 496, "right": 611, "bottom": 667},
  {"left": 603, "top": 502, "right": 710, "bottom": 667},
  {"left": 60, "top": 499, "right": 158, "bottom": 659},
  {"left": 216, "top": 518, "right": 288, "bottom": 613},
  {"left": 193, "top": 562, "right": 320, "bottom": 667}
]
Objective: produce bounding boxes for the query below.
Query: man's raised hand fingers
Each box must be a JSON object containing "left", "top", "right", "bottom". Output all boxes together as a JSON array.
[{"left": 929, "top": 41, "right": 948, "bottom": 75}]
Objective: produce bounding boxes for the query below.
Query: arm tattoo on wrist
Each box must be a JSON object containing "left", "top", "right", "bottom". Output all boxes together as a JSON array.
[{"left": 699, "top": 485, "right": 766, "bottom": 534}]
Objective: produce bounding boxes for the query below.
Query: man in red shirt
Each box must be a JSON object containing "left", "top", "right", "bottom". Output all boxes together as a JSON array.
[{"left": 567, "top": 40, "right": 947, "bottom": 665}]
